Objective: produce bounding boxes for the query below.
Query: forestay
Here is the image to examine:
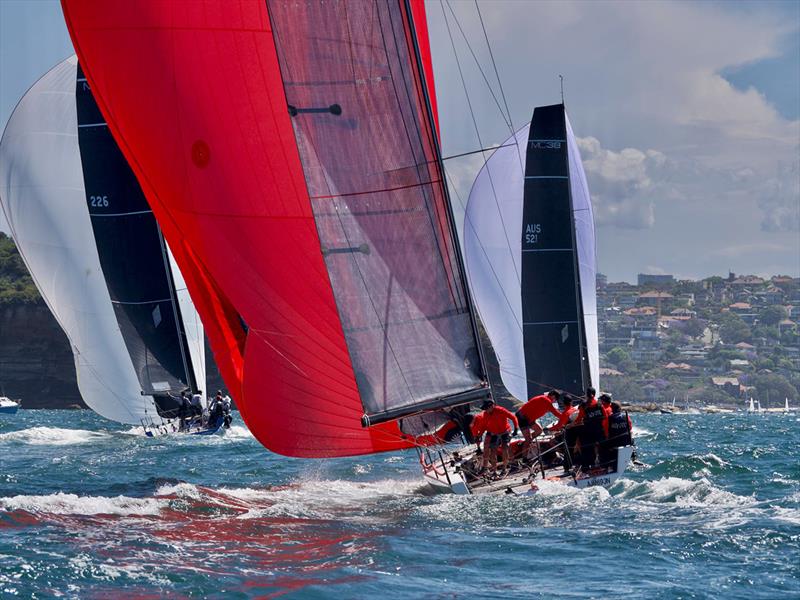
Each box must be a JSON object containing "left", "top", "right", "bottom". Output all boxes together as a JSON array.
[{"left": 464, "top": 104, "right": 598, "bottom": 401}]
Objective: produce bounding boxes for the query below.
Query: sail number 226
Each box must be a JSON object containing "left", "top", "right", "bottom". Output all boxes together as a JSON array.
[{"left": 90, "top": 195, "right": 109, "bottom": 207}]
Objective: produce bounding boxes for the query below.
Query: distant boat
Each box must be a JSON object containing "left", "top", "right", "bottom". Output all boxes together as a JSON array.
[
  {"left": 785, "top": 398, "right": 790, "bottom": 413},
  {"left": 0, "top": 56, "right": 221, "bottom": 436},
  {"left": 0, "top": 397, "right": 20, "bottom": 415},
  {"left": 748, "top": 397, "right": 755, "bottom": 413}
]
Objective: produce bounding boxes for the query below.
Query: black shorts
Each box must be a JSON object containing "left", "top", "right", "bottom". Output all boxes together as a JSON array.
[
  {"left": 515, "top": 411, "right": 531, "bottom": 429},
  {"left": 488, "top": 432, "right": 511, "bottom": 448}
]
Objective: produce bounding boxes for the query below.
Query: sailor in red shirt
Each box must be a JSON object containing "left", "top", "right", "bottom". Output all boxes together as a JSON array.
[
  {"left": 515, "top": 390, "right": 562, "bottom": 447},
  {"left": 600, "top": 393, "right": 613, "bottom": 418},
  {"left": 572, "top": 387, "right": 607, "bottom": 470},
  {"left": 480, "top": 399, "right": 518, "bottom": 476},
  {"left": 546, "top": 396, "right": 578, "bottom": 433}
]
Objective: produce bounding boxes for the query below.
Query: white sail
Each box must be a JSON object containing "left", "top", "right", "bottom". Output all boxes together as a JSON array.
[
  {"left": 464, "top": 108, "right": 599, "bottom": 401},
  {"left": 566, "top": 114, "right": 600, "bottom": 389},
  {"left": 0, "top": 56, "right": 205, "bottom": 425},
  {"left": 748, "top": 397, "right": 755, "bottom": 413},
  {"left": 463, "top": 125, "right": 528, "bottom": 401}
]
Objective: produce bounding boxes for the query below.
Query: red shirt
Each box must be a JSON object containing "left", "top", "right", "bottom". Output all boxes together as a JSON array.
[
  {"left": 550, "top": 405, "right": 578, "bottom": 432},
  {"left": 519, "top": 394, "right": 562, "bottom": 422},
  {"left": 482, "top": 406, "right": 518, "bottom": 435},
  {"left": 470, "top": 412, "right": 487, "bottom": 438},
  {"left": 601, "top": 402, "right": 612, "bottom": 417},
  {"left": 574, "top": 398, "right": 599, "bottom": 425}
]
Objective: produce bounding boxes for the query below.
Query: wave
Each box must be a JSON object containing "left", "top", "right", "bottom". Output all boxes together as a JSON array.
[
  {"left": 0, "top": 492, "right": 163, "bottom": 516},
  {"left": 613, "top": 476, "right": 753, "bottom": 508},
  {"left": 154, "top": 477, "right": 422, "bottom": 520},
  {"left": 0, "top": 427, "right": 111, "bottom": 446}
]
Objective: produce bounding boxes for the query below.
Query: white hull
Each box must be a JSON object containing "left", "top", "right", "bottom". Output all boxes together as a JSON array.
[
  {"left": 0, "top": 397, "right": 20, "bottom": 415},
  {"left": 420, "top": 440, "right": 634, "bottom": 496}
]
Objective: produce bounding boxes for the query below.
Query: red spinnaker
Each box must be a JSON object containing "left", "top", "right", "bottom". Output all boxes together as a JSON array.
[{"left": 61, "top": 0, "right": 454, "bottom": 456}]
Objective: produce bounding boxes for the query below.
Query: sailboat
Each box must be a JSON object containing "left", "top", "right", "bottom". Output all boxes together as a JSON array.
[
  {"left": 0, "top": 56, "right": 219, "bottom": 436},
  {"left": 785, "top": 398, "right": 790, "bottom": 413},
  {"left": 427, "top": 103, "right": 635, "bottom": 494},
  {"left": 61, "top": 0, "right": 631, "bottom": 492},
  {"left": 0, "top": 397, "right": 20, "bottom": 415}
]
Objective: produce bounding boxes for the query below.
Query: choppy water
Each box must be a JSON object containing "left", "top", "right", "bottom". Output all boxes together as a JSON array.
[{"left": 0, "top": 410, "right": 798, "bottom": 599}]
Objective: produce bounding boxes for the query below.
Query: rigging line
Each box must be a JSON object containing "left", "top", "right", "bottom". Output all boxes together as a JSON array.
[
  {"left": 473, "top": 0, "right": 525, "bottom": 171},
  {"left": 441, "top": 142, "right": 515, "bottom": 162},
  {"left": 440, "top": 0, "right": 522, "bottom": 286},
  {"left": 444, "top": 0, "right": 511, "bottom": 132},
  {"left": 474, "top": 0, "right": 514, "bottom": 133}
]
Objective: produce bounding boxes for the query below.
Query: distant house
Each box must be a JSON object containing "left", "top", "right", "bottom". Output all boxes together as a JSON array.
[
  {"left": 671, "top": 307, "right": 696, "bottom": 317},
  {"left": 599, "top": 367, "right": 624, "bottom": 377},
  {"left": 731, "top": 275, "right": 765, "bottom": 287},
  {"left": 778, "top": 319, "right": 797, "bottom": 335},
  {"left": 638, "top": 291, "right": 674, "bottom": 307},
  {"left": 729, "top": 359, "right": 750, "bottom": 369},
  {"left": 710, "top": 376, "right": 741, "bottom": 397},
  {"left": 728, "top": 302, "right": 752, "bottom": 312},
  {"left": 625, "top": 306, "right": 658, "bottom": 317},
  {"left": 734, "top": 342, "right": 755, "bottom": 351}
]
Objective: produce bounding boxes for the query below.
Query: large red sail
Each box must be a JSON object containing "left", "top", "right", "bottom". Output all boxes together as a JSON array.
[{"left": 61, "top": 0, "right": 483, "bottom": 457}]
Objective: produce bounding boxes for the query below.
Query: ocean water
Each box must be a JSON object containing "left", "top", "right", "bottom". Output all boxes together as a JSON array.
[{"left": 0, "top": 410, "right": 798, "bottom": 599}]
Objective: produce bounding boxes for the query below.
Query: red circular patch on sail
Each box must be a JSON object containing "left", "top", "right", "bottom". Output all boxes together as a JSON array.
[{"left": 191, "top": 140, "right": 210, "bottom": 168}]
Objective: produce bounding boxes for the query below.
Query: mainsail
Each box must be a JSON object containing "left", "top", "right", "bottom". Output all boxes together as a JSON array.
[
  {"left": 61, "top": 0, "right": 489, "bottom": 456},
  {"left": 464, "top": 104, "right": 599, "bottom": 401},
  {"left": 0, "top": 56, "right": 205, "bottom": 424}
]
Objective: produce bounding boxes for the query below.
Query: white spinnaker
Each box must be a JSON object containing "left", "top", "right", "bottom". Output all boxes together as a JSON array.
[
  {"left": 0, "top": 56, "right": 206, "bottom": 424},
  {"left": 166, "top": 243, "right": 206, "bottom": 402},
  {"left": 566, "top": 114, "right": 599, "bottom": 390},
  {"left": 463, "top": 113, "right": 599, "bottom": 401},
  {"left": 464, "top": 125, "right": 529, "bottom": 402}
]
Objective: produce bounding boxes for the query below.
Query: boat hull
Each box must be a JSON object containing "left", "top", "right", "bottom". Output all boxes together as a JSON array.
[{"left": 421, "top": 443, "right": 634, "bottom": 496}]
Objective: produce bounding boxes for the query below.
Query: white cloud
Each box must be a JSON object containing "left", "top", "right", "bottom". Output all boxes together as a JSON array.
[
  {"left": 429, "top": 0, "right": 800, "bottom": 279},
  {"left": 577, "top": 137, "right": 666, "bottom": 229}
]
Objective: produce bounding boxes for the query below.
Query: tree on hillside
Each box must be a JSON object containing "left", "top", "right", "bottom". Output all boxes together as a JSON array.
[
  {"left": 682, "top": 318, "right": 706, "bottom": 339},
  {"left": 753, "top": 372, "right": 798, "bottom": 403},
  {"left": 606, "top": 346, "right": 637, "bottom": 374},
  {"left": 758, "top": 305, "right": 788, "bottom": 327},
  {"left": 718, "top": 312, "right": 752, "bottom": 344}
]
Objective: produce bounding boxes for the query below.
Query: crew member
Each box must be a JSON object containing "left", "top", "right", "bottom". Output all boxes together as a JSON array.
[
  {"left": 602, "top": 402, "right": 633, "bottom": 465},
  {"left": 208, "top": 391, "right": 225, "bottom": 427},
  {"left": 515, "top": 390, "right": 562, "bottom": 447},
  {"left": 547, "top": 396, "right": 578, "bottom": 434},
  {"left": 469, "top": 411, "right": 488, "bottom": 472},
  {"left": 190, "top": 389, "right": 204, "bottom": 419},
  {"left": 222, "top": 394, "right": 233, "bottom": 428},
  {"left": 481, "top": 399, "right": 519, "bottom": 477},
  {"left": 572, "top": 387, "right": 607, "bottom": 470},
  {"left": 178, "top": 391, "right": 190, "bottom": 431},
  {"left": 600, "top": 393, "right": 613, "bottom": 417}
]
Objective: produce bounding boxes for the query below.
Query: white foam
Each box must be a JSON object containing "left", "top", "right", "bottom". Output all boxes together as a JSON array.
[
  {"left": 220, "top": 424, "right": 254, "bottom": 440},
  {"left": 615, "top": 476, "right": 753, "bottom": 508},
  {"left": 632, "top": 426, "right": 655, "bottom": 438},
  {"left": 0, "top": 427, "right": 110, "bottom": 446},
  {"left": 0, "top": 492, "right": 164, "bottom": 516}
]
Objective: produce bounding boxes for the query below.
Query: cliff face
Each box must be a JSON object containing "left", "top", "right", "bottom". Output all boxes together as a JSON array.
[
  {"left": 0, "top": 304, "right": 226, "bottom": 409},
  {"left": 0, "top": 304, "right": 85, "bottom": 408}
]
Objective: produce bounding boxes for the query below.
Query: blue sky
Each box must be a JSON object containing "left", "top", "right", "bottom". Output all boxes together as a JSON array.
[{"left": 1, "top": 0, "right": 798, "bottom": 282}]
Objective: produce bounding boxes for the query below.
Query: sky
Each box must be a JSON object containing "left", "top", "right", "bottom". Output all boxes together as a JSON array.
[{"left": 0, "top": 0, "right": 798, "bottom": 283}]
